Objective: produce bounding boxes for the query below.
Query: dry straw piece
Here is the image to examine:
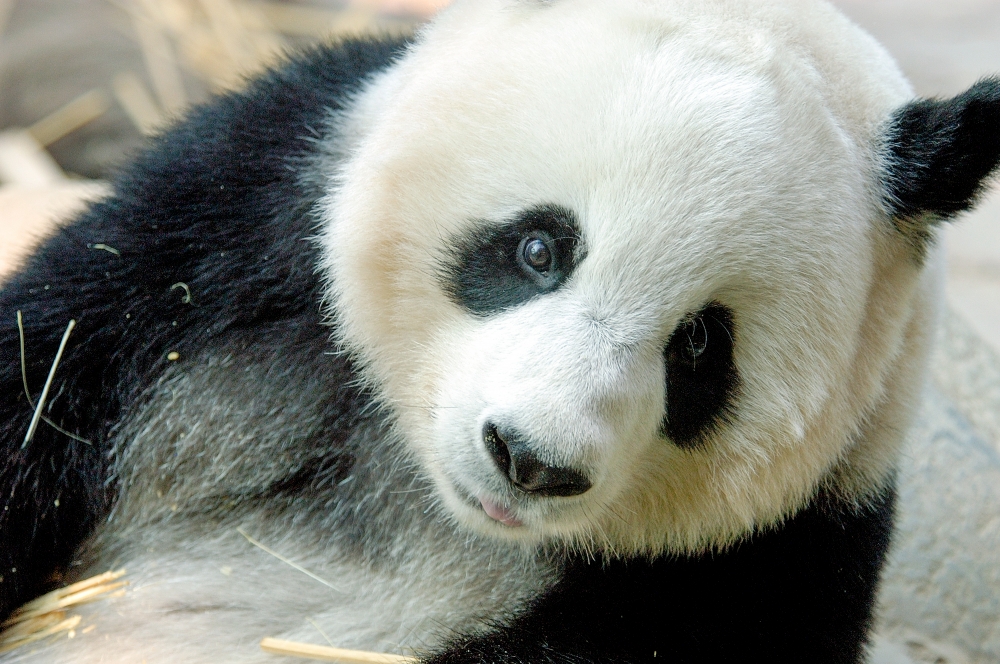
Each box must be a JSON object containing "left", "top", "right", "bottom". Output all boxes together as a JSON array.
[
  {"left": 27, "top": 90, "right": 112, "bottom": 149},
  {"left": 0, "top": 87, "right": 112, "bottom": 186},
  {"left": 102, "top": 0, "right": 420, "bottom": 139},
  {"left": 0, "top": 570, "right": 127, "bottom": 655},
  {"left": 260, "top": 637, "right": 417, "bottom": 663}
]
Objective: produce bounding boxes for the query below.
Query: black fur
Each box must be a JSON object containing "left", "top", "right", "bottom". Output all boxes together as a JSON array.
[
  {"left": 426, "top": 487, "right": 895, "bottom": 664},
  {"left": 442, "top": 205, "right": 582, "bottom": 316},
  {"left": 661, "top": 302, "right": 739, "bottom": 447},
  {"left": 0, "top": 36, "right": 407, "bottom": 620},
  {"left": 884, "top": 77, "right": 1000, "bottom": 238}
]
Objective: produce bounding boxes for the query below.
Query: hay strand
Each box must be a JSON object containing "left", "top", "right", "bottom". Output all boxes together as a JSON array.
[
  {"left": 22, "top": 318, "right": 76, "bottom": 448},
  {"left": 0, "top": 570, "right": 126, "bottom": 655},
  {"left": 260, "top": 638, "right": 416, "bottom": 663},
  {"left": 245, "top": 3, "right": 379, "bottom": 38},
  {"left": 0, "top": 615, "right": 82, "bottom": 654},
  {"left": 112, "top": 71, "right": 164, "bottom": 134},
  {"left": 7, "top": 580, "right": 128, "bottom": 624},
  {"left": 16, "top": 311, "right": 92, "bottom": 445},
  {"left": 10, "top": 570, "right": 127, "bottom": 618},
  {"left": 89, "top": 243, "right": 120, "bottom": 255},
  {"left": 170, "top": 281, "right": 193, "bottom": 304},
  {"left": 0, "top": 130, "right": 65, "bottom": 187},
  {"left": 131, "top": 0, "right": 188, "bottom": 113},
  {"left": 27, "top": 90, "right": 111, "bottom": 148},
  {"left": 198, "top": 0, "right": 257, "bottom": 65}
]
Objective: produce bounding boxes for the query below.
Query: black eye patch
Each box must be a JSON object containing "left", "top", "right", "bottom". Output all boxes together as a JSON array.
[
  {"left": 661, "top": 302, "right": 739, "bottom": 447},
  {"left": 442, "top": 204, "right": 582, "bottom": 316}
]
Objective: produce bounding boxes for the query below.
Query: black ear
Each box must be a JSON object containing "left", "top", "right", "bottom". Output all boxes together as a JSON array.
[{"left": 883, "top": 77, "right": 1000, "bottom": 244}]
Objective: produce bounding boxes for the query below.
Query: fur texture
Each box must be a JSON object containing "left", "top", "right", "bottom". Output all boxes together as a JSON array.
[{"left": 1, "top": 1, "right": 999, "bottom": 662}]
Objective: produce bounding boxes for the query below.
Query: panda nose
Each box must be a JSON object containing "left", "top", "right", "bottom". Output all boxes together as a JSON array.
[{"left": 483, "top": 423, "right": 592, "bottom": 497}]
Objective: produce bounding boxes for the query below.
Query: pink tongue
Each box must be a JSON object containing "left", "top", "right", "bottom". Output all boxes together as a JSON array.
[{"left": 480, "top": 497, "right": 523, "bottom": 527}]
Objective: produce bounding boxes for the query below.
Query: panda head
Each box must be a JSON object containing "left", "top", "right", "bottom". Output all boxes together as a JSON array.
[{"left": 321, "top": 0, "right": 1000, "bottom": 553}]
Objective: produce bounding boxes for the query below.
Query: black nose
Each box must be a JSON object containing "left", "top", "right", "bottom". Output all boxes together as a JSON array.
[{"left": 483, "top": 423, "right": 592, "bottom": 497}]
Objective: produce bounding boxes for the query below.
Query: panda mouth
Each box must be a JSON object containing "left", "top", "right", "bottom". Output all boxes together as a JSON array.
[
  {"left": 448, "top": 478, "right": 526, "bottom": 528},
  {"left": 478, "top": 496, "right": 524, "bottom": 528}
]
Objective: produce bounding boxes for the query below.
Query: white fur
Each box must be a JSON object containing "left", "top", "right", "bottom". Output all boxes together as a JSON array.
[{"left": 5, "top": 526, "right": 552, "bottom": 664}]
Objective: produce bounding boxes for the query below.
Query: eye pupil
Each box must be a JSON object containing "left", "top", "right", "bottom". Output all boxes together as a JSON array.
[{"left": 523, "top": 238, "right": 552, "bottom": 271}]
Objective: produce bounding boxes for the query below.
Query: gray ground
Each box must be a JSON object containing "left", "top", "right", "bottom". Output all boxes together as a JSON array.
[{"left": 874, "top": 315, "right": 1000, "bottom": 664}]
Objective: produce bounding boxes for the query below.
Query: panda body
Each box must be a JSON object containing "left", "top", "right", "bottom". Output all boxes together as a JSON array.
[{"left": 1, "top": 1, "right": 999, "bottom": 662}]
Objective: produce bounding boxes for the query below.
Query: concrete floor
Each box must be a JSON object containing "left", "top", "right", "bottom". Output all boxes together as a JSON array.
[{"left": 832, "top": 0, "right": 1000, "bottom": 353}]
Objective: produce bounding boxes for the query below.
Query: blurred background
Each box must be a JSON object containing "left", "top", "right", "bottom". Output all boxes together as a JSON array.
[
  {"left": 0, "top": 0, "right": 446, "bottom": 179},
  {"left": 0, "top": 2, "right": 998, "bottom": 663}
]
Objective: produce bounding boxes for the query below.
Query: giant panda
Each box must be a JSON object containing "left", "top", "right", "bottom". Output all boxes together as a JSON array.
[{"left": 1, "top": 1, "right": 999, "bottom": 662}]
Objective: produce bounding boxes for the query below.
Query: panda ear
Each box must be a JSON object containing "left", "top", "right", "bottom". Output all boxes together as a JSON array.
[{"left": 882, "top": 76, "right": 1000, "bottom": 245}]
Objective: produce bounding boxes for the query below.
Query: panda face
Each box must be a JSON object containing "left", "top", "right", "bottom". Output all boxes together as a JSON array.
[{"left": 322, "top": 0, "right": 927, "bottom": 552}]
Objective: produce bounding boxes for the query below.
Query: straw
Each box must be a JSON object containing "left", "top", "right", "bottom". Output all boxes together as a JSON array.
[{"left": 260, "top": 638, "right": 417, "bottom": 664}]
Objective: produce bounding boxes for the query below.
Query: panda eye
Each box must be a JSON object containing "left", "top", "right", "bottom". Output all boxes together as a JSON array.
[
  {"left": 442, "top": 204, "right": 582, "bottom": 316},
  {"left": 519, "top": 234, "right": 554, "bottom": 274},
  {"left": 661, "top": 303, "right": 739, "bottom": 447}
]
